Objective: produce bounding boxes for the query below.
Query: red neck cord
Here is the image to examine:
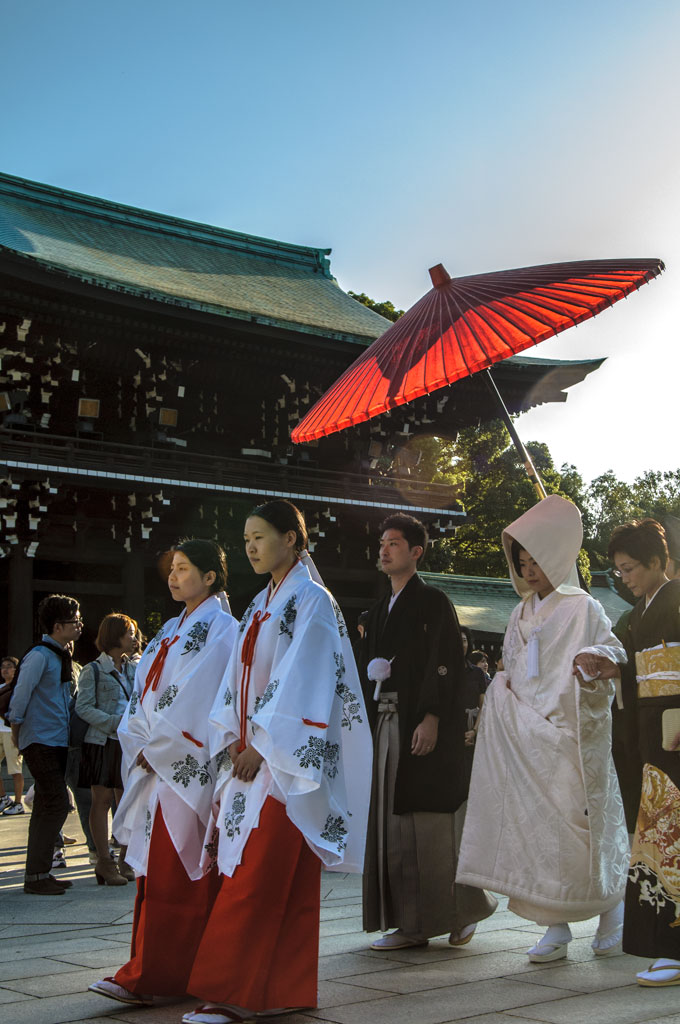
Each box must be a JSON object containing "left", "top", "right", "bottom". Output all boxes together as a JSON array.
[
  {"left": 141, "top": 596, "right": 211, "bottom": 702},
  {"left": 143, "top": 635, "right": 179, "bottom": 700},
  {"left": 237, "top": 559, "right": 298, "bottom": 751}
]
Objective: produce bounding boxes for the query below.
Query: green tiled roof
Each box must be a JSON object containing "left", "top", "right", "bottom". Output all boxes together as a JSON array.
[
  {"left": 0, "top": 172, "right": 391, "bottom": 345},
  {"left": 421, "top": 571, "right": 630, "bottom": 637}
]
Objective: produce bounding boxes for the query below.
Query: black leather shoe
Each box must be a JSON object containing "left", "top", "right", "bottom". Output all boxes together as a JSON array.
[{"left": 24, "top": 876, "right": 65, "bottom": 895}]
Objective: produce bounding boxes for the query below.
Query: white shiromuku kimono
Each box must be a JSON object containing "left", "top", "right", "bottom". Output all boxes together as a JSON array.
[
  {"left": 457, "top": 495, "right": 630, "bottom": 924},
  {"left": 206, "top": 560, "right": 372, "bottom": 877},
  {"left": 114, "top": 595, "right": 238, "bottom": 880}
]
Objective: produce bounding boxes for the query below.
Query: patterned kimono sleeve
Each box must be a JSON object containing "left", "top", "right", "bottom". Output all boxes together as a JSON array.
[
  {"left": 251, "top": 584, "right": 372, "bottom": 869},
  {"left": 142, "top": 616, "right": 238, "bottom": 822}
]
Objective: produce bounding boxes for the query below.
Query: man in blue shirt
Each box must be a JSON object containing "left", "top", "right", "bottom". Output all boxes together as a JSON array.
[{"left": 9, "top": 594, "right": 83, "bottom": 895}]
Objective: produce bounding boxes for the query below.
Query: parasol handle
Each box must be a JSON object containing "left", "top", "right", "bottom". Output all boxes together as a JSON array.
[{"left": 482, "top": 369, "right": 547, "bottom": 501}]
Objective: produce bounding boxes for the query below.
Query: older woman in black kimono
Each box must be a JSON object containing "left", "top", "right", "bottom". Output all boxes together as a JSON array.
[{"left": 609, "top": 519, "right": 680, "bottom": 986}]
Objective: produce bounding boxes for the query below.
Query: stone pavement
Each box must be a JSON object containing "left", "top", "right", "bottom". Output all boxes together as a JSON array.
[{"left": 2, "top": 808, "right": 680, "bottom": 1024}]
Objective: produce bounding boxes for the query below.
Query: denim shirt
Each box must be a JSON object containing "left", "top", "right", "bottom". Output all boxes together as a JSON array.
[{"left": 8, "top": 635, "right": 71, "bottom": 749}]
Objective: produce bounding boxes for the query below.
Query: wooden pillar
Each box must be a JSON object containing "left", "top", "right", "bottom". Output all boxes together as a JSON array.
[
  {"left": 8, "top": 547, "right": 33, "bottom": 655},
  {"left": 122, "top": 551, "right": 145, "bottom": 626}
]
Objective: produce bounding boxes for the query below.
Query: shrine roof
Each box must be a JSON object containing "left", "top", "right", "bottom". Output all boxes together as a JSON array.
[
  {"left": 0, "top": 171, "right": 390, "bottom": 345},
  {"left": 422, "top": 570, "right": 630, "bottom": 637}
]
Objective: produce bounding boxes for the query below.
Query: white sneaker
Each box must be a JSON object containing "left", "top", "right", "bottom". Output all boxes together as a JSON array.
[
  {"left": 52, "top": 849, "right": 67, "bottom": 869},
  {"left": 0, "top": 795, "right": 11, "bottom": 812},
  {"left": 2, "top": 801, "right": 25, "bottom": 816}
]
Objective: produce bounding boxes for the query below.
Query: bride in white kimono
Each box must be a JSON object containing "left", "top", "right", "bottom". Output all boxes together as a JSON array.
[
  {"left": 184, "top": 499, "right": 372, "bottom": 1024},
  {"left": 89, "top": 539, "right": 238, "bottom": 1007},
  {"left": 457, "top": 495, "right": 629, "bottom": 963}
]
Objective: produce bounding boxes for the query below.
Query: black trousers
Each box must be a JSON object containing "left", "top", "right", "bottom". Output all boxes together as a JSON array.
[{"left": 22, "top": 743, "right": 70, "bottom": 876}]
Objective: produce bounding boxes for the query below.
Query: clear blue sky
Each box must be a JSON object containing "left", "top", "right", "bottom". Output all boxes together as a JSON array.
[{"left": 2, "top": 0, "right": 678, "bottom": 482}]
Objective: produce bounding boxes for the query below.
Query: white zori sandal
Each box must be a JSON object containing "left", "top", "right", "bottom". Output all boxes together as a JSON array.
[
  {"left": 88, "top": 977, "right": 153, "bottom": 1006},
  {"left": 636, "top": 959, "right": 680, "bottom": 987},
  {"left": 182, "top": 1006, "right": 311, "bottom": 1023},
  {"left": 591, "top": 900, "right": 623, "bottom": 957},
  {"left": 448, "top": 923, "right": 476, "bottom": 946},
  {"left": 182, "top": 1009, "right": 254, "bottom": 1024},
  {"left": 527, "top": 924, "right": 572, "bottom": 963}
]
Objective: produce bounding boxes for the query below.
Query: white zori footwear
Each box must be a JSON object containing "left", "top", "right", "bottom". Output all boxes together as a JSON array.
[
  {"left": 591, "top": 900, "right": 624, "bottom": 957},
  {"left": 370, "top": 928, "right": 428, "bottom": 950},
  {"left": 527, "top": 924, "right": 572, "bottom": 963},
  {"left": 637, "top": 959, "right": 680, "bottom": 987},
  {"left": 88, "top": 977, "right": 153, "bottom": 1006},
  {"left": 182, "top": 1006, "right": 310, "bottom": 1023}
]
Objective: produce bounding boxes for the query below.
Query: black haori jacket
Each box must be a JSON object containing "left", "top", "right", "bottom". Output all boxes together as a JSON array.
[{"left": 359, "top": 573, "right": 467, "bottom": 815}]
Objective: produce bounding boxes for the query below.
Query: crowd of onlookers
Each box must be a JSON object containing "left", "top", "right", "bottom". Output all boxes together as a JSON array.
[{"left": 1, "top": 597, "right": 145, "bottom": 890}]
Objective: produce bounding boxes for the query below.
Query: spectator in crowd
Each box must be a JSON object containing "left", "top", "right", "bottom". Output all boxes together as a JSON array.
[
  {"left": 76, "top": 612, "right": 137, "bottom": 885},
  {"left": 469, "top": 650, "right": 492, "bottom": 689},
  {"left": 0, "top": 656, "right": 24, "bottom": 815},
  {"left": 8, "top": 594, "right": 83, "bottom": 895}
]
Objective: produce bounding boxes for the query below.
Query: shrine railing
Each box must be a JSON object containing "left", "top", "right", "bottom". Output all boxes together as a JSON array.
[{"left": 0, "top": 428, "right": 463, "bottom": 515}]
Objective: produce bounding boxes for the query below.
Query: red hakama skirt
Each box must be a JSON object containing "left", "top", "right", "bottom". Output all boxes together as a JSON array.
[
  {"left": 188, "top": 795, "right": 321, "bottom": 1011},
  {"left": 115, "top": 809, "right": 219, "bottom": 996}
]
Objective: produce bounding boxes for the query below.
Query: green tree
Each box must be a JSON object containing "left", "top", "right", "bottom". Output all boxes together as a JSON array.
[
  {"left": 418, "top": 421, "right": 593, "bottom": 583},
  {"left": 348, "top": 291, "right": 404, "bottom": 322}
]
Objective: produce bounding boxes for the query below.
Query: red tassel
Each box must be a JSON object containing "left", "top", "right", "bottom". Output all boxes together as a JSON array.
[
  {"left": 182, "top": 731, "right": 204, "bottom": 748},
  {"left": 302, "top": 719, "right": 328, "bottom": 729},
  {"left": 142, "top": 636, "right": 179, "bottom": 700}
]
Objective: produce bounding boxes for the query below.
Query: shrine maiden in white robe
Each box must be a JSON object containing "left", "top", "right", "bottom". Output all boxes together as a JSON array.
[
  {"left": 205, "top": 560, "right": 372, "bottom": 877},
  {"left": 457, "top": 495, "right": 630, "bottom": 924},
  {"left": 114, "top": 595, "right": 238, "bottom": 879}
]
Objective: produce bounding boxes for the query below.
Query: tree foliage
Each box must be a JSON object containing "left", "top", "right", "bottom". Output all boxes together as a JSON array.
[
  {"left": 348, "top": 291, "right": 404, "bottom": 322},
  {"left": 417, "top": 420, "right": 591, "bottom": 580}
]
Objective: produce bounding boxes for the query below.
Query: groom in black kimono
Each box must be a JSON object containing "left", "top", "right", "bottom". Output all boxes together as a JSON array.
[{"left": 359, "top": 513, "right": 496, "bottom": 949}]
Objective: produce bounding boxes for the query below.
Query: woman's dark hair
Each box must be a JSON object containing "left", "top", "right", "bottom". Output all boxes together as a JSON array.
[
  {"left": 38, "top": 594, "right": 80, "bottom": 635},
  {"left": 130, "top": 619, "right": 146, "bottom": 655},
  {"left": 249, "top": 500, "right": 308, "bottom": 553},
  {"left": 469, "top": 650, "right": 487, "bottom": 666},
  {"left": 173, "top": 539, "right": 228, "bottom": 593},
  {"left": 95, "top": 613, "right": 134, "bottom": 654},
  {"left": 379, "top": 513, "right": 428, "bottom": 558},
  {"left": 460, "top": 625, "right": 473, "bottom": 650},
  {"left": 509, "top": 538, "right": 528, "bottom": 576},
  {"left": 608, "top": 519, "right": 668, "bottom": 570}
]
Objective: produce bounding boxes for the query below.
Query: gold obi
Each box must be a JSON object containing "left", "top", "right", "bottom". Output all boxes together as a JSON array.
[{"left": 636, "top": 642, "right": 680, "bottom": 698}]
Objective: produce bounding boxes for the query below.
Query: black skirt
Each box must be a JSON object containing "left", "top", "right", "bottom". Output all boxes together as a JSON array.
[{"left": 79, "top": 738, "right": 123, "bottom": 789}]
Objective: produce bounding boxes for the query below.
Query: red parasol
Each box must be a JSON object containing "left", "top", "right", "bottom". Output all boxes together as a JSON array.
[{"left": 292, "top": 258, "right": 664, "bottom": 496}]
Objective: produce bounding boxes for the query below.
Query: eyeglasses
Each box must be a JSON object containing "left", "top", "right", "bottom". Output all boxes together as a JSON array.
[
  {"left": 58, "top": 618, "right": 83, "bottom": 626},
  {"left": 613, "top": 562, "right": 641, "bottom": 578}
]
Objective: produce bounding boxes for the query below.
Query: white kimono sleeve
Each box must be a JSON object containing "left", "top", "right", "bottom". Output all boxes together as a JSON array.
[{"left": 251, "top": 586, "right": 371, "bottom": 871}]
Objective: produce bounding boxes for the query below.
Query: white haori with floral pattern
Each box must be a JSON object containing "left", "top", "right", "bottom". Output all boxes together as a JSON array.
[
  {"left": 114, "top": 595, "right": 238, "bottom": 880},
  {"left": 206, "top": 561, "right": 372, "bottom": 878}
]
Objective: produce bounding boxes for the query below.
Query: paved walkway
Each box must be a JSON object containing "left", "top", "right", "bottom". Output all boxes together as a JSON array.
[{"left": 2, "top": 808, "right": 680, "bottom": 1024}]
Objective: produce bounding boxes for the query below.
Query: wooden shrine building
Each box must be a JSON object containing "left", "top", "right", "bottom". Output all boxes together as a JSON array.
[{"left": 0, "top": 172, "right": 604, "bottom": 656}]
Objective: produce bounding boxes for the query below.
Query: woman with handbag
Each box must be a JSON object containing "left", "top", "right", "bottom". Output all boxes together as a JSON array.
[{"left": 75, "top": 613, "right": 137, "bottom": 885}]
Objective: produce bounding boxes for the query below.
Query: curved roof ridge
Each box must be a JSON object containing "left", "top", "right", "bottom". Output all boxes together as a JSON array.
[{"left": 0, "top": 170, "right": 332, "bottom": 273}]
